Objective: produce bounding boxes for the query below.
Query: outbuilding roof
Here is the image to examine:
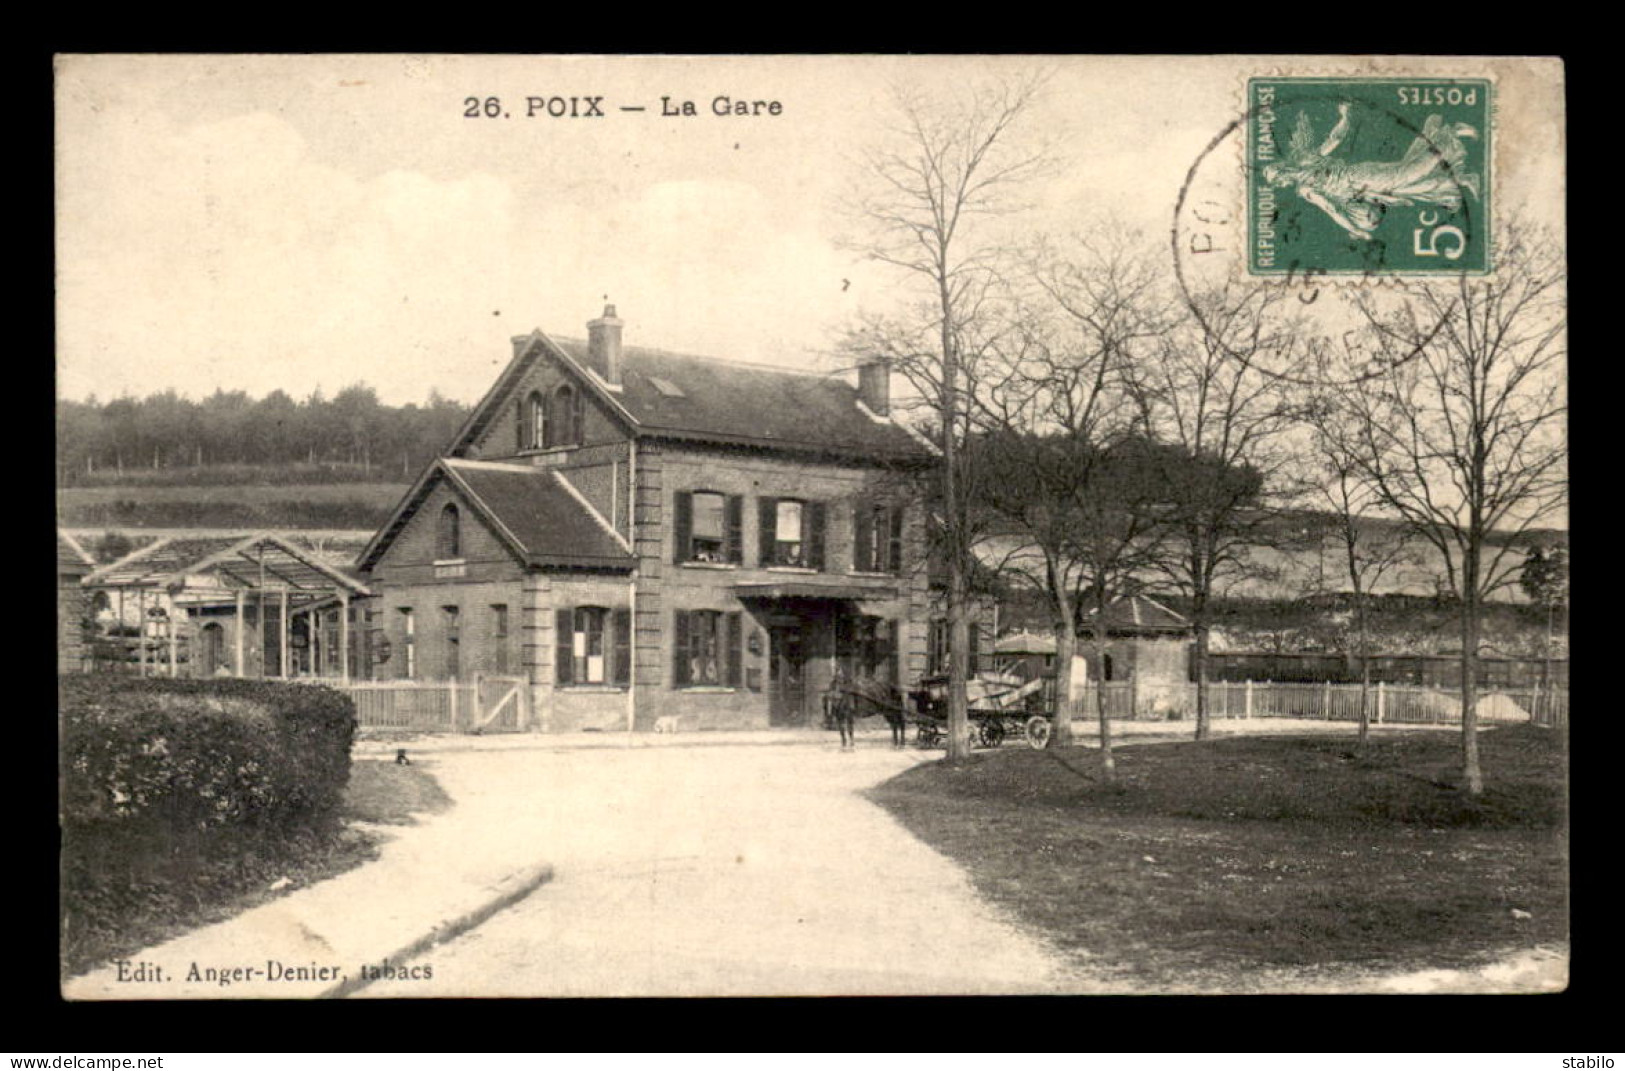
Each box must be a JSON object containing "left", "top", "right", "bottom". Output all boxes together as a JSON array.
[
  {"left": 57, "top": 529, "right": 95, "bottom": 574},
  {"left": 356, "top": 458, "right": 635, "bottom": 573},
  {"left": 1081, "top": 595, "right": 1192, "bottom": 635},
  {"left": 82, "top": 532, "right": 372, "bottom": 597}
]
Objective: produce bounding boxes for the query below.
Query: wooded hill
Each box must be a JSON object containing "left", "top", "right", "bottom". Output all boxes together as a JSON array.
[{"left": 55, "top": 385, "right": 471, "bottom": 486}]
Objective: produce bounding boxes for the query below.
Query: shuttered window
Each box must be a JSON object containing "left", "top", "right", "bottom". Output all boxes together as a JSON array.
[
  {"left": 673, "top": 609, "right": 742, "bottom": 687},
  {"left": 674, "top": 491, "right": 742, "bottom": 564},
  {"left": 760, "top": 497, "right": 825, "bottom": 569},
  {"left": 555, "top": 605, "right": 633, "bottom": 686},
  {"left": 853, "top": 501, "right": 904, "bottom": 574}
]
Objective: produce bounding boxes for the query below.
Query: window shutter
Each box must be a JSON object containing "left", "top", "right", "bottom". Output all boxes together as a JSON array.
[
  {"left": 807, "top": 501, "right": 827, "bottom": 571},
  {"left": 758, "top": 496, "right": 777, "bottom": 566},
  {"left": 968, "top": 620, "right": 981, "bottom": 676},
  {"left": 888, "top": 507, "right": 905, "bottom": 574},
  {"left": 516, "top": 400, "right": 525, "bottom": 451},
  {"left": 555, "top": 608, "right": 574, "bottom": 686},
  {"left": 612, "top": 608, "right": 631, "bottom": 686},
  {"left": 887, "top": 619, "right": 901, "bottom": 686},
  {"left": 853, "top": 502, "right": 873, "bottom": 572},
  {"left": 726, "top": 612, "right": 742, "bottom": 687},
  {"left": 673, "top": 491, "right": 692, "bottom": 564},
  {"left": 673, "top": 610, "right": 691, "bottom": 686},
  {"left": 572, "top": 388, "right": 585, "bottom": 444},
  {"left": 725, "top": 494, "right": 743, "bottom": 564}
]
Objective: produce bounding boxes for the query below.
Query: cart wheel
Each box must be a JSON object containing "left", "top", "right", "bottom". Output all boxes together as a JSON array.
[
  {"left": 917, "top": 724, "right": 941, "bottom": 747},
  {"left": 1025, "top": 715, "right": 1052, "bottom": 750},
  {"left": 979, "top": 721, "right": 1006, "bottom": 748}
]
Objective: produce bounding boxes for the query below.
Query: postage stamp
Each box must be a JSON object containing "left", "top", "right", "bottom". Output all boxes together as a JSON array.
[{"left": 1248, "top": 77, "right": 1493, "bottom": 276}]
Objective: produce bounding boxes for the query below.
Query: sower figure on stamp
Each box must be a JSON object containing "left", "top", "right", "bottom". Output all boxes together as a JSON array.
[{"left": 1264, "top": 102, "right": 1481, "bottom": 241}]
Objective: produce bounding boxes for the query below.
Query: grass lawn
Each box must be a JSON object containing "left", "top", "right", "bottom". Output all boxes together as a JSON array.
[
  {"left": 867, "top": 725, "right": 1567, "bottom": 991},
  {"left": 61, "top": 758, "right": 449, "bottom": 979}
]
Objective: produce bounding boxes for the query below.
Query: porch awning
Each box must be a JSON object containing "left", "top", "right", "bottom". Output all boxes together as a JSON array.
[{"left": 734, "top": 580, "right": 900, "bottom": 601}]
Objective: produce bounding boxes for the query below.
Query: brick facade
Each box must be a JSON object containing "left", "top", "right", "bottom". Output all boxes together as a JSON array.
[{"left": 358, "top": 314, "right": 936, "bottom": 733}]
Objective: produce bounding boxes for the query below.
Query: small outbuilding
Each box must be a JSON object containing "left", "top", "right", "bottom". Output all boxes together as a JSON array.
[
  {"left": 1078, "top": 595, "right": 1194, "bottom": 716},
  {"left": 80, "top": 532, "right": 372, "bottom": 679}
]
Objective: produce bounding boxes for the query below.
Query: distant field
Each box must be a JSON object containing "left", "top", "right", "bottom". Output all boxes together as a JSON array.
[{"left": 56, "top": 483, "right": 409, "bottom": 530}]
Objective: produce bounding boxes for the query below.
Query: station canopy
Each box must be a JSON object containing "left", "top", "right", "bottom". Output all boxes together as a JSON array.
[{"left": 82, "top": 532, "right": 370, "bottom": 603}]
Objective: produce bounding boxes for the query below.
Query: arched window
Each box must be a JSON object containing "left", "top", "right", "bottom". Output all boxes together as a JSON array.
[
  {"left": 438, "top": 503, "right": 461, "bottom": 560},
  {"left": 547, "top": 384, "right": 581, "bottom": 447},
  {"left": 520, "top": 391, "right": 546, "bottom": 450}
]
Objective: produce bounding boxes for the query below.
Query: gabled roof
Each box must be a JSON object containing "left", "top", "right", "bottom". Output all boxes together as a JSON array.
[
  {"left": 449, "top": 328, "right": 934, "bottom": 462},
  {"left": 994, "top": 630, "right": 1057, "bottom": 655},
  {"left": 83, "top": 532, "right": 371, "bottom": 596},
  {"left": 57, "top": 529, "right": 95, "bottom": 573},
  {"left": 357, "top": 458, "right": 635, "bottom": 574},
  {"left": 1082, "top": 595, "right": 1191, "bottom": 634}
]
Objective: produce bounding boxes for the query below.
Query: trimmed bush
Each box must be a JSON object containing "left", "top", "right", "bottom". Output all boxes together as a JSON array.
[
  {"left": 61, "top": 676, "right": 355, "bottom": 840},
  {"left": 60, "top": 676, "right": 357, "bottom": 971}
]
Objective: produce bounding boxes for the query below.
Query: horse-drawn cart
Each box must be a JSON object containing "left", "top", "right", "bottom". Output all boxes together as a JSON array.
[{"left": 907, "top": 672, "right": 1057, "bottom": 749}]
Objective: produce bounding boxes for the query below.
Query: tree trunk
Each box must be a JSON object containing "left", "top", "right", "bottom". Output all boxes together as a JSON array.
[
  {"left": 1051, "top": 622, "right": 1077, "bottom": 749},
  {"left": 1050, "top": 591, "right": 1076, "bottom": 748},
  {"left": 1461, "top": 593, "right": 1483, "bottom": 795},
  {"left": 1092, "top": 593, "right": 1115, "bottom": 783},
  {"left": 946, "top": 560, "right": 972, "bottom": 761},
  {"left": 1356, "top": 598, "right": 1371, "bottom": 748},
  {"left": 940, "top": 280, "right": 971, "bottom": 763},
  {"left": 1192, "top": 623, "right": 1212, "bottom": 741}
]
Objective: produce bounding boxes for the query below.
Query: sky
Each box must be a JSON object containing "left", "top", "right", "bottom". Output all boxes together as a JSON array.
[{"left": 54, "top": 54, "right": 1566, "bottom": 408}]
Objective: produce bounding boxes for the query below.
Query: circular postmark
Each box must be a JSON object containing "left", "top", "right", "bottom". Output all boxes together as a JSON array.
[{"left": 1173, "top": 79, "right": 1491, "bottom": 387}]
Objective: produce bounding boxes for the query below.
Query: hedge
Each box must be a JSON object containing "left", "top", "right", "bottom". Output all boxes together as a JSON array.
[{"left": 60, "top": 676, "right": 356, "bottom": 863}]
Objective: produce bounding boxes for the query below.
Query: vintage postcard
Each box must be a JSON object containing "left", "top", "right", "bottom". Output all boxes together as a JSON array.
[{"left": 55, "top": 54, "right": 1568, "bottom": 999}]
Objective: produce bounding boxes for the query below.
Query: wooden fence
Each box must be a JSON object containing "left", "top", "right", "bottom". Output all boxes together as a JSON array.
[
  {"left": 328, "top": 676, "right": 532, "bottom": 734},
  {"left": 1065, "top": 680, "right": 1569, "bottom": 729}
]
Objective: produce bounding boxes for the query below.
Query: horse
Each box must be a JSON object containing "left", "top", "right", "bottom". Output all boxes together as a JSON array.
[{"left": 844, "top": 679, "right": 910, "bottom": 748}]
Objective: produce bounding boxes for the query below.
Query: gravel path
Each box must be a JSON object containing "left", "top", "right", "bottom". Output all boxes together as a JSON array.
[{"left": 360, "top": 742, "right": 1091, "bottom": 997}]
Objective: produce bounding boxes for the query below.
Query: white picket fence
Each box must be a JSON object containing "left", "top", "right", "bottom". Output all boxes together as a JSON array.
[
  {"left": 329, "top": 676, "right": 532, "bottom": 734},
  {"left": 1067, "top": 680, "right": 1568, "bottom": 729}
]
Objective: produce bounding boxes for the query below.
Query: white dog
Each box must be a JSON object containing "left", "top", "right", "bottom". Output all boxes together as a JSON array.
[{"left": 653, "top": 715, "right": 681, "bottom": 733}]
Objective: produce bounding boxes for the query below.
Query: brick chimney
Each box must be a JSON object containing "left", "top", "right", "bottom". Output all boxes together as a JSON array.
[
  {"left": 586, "top": 304, "right": 623, "bottom": 386},
  {"left": 857, "top": 357, "right": 890, "bottom": 417}
]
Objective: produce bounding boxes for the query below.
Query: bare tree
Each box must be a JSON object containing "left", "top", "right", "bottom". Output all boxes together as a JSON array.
[
  {"left": 1343, "top": 225, "right": 1567, "bottom": 794},
  {"left": 841, "top": 71, "right": 1053, "bottom": 760},
  {"left": 965, "top": 227, "right": 1170, "bottom": 767},
  {"left": 1302, "top": 379, "right": 1420, "bottom": 746},
  {"left": 1125, "top": 279, "right": 1302, "bottom": 740}
]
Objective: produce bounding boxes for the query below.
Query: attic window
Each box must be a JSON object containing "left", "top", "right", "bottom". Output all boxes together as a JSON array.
[{"left": 649, "top": 376, "right": 686, "bottom": 399}]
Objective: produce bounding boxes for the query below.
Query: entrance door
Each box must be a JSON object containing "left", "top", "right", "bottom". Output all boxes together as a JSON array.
[
  {"left": 769, "top": 624, "right": 807, "bottom": 726},
  {"left": 198, "top": 622, "right": 224, "bottom": 677}
]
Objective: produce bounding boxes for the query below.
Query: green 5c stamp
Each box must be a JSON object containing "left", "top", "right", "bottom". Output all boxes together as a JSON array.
[{"left": 1249, "top": 77, "right": 1492, "bottom": 275}]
